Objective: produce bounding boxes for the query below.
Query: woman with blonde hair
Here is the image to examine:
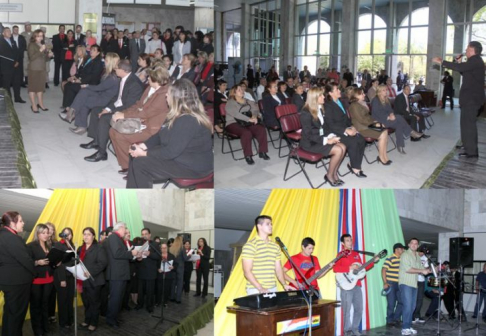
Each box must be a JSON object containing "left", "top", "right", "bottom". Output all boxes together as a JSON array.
[
  {"left": 371, "top": 84, "right": 423, "bottom": 154},
  {"left": 300, "top": 87, "right": 347, "bottom": 186},
  {"left": 170, "top": 53, "right": 196, "bottom": 83},
  {"left": 127, "top": 79, "right": 213, "bottom": 188},
  {"left": 169, "top": 236, "right": 190, "bottom": 304},
  {"left": 27, "top": 224, "right": 54, "bottom": 336},
  {"left": 61, "top": 45, "right": 87, "bottom": 91},
  {"left": 62, "top": 52, "right": 121, "bottom": 133},
  {"left": 28, "top": 29, "right": 53, "bottom": 113},
  {"left": 349, "top": 87, "right": 391, "bottom": 165}
]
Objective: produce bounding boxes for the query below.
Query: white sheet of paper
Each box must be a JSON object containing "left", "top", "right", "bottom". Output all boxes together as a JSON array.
[
  {"left": 66, "top": 266, "right": 88, "bottom": 281},
  {"left": 161, "top": 260, "right": 174, "bottom": 272},
  {"left": 190, "top": 254, "right": 200, "bottom": 262},
  {"left": 133, "top": 243, "right": 149, "bottom": 259}
]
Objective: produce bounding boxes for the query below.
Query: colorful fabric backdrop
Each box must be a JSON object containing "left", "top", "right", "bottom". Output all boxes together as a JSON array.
[
  {"left": 0, "top": 189, "right": 145, "bottom": 324},
  {"left": 215, "top": 189, "right": 404, "bottom": 336}
]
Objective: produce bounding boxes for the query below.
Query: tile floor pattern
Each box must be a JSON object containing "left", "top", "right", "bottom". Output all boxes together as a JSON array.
[
  {"left": 13, "top": 86, "right": 175, "bottom": 188},
  {"left": 215, "top": 106, "right": 462, "bottom": 189}
]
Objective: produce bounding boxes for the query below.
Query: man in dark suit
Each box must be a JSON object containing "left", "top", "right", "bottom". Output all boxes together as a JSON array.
[
  {"left": 0, "top": 212, "right": 35, "bottom": 336},
  {"left": 433, "top": 41, "right": 486, "bottom": 158},
  {"left": 136, "top": 228, "right": 160, "bottom": 313},
  {"left": 104, "top": 222, "right": 140, "bottom": 328},
  {"left": 0, "top": 28, "right": 21, "bottom": 101},
  {"left": 394, "top": 85, "right": 429, "bottom": 138},
  {"left": 82, "top": 60, "right": 144, "bottom": 162},
  {"left": 129, "top": 31, "right": 146, "bottom": 72},
  {"left": 113, "top": 30, "right": 130, "bottom": 60},
  {"left": 52, "top": 25, "right": 66, "bottom": 86},
  {"left": 343, "top": 68, "right": 354, "bottom": 86},
  {"left": 299, "top": 65, "right": 311, "bottom": 82},
  {"left": 74, "top": 25, "right": 86, "bottom": 46},
  {"left": 285, "top": 77, "right": 295, "bottom": 97},
  {"left": 283, "top": 65, "right": 293, "bottom": 82},
  {"left": 11, "top": 25, "right": 26, "bottom": 102}
]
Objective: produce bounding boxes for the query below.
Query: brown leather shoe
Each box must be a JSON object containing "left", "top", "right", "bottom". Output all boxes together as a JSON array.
[
  {"left": 118, "top": 169, "right": 128, "bottom": 175},
  {"left": 65, "top": 108, "right": 75, "bottom": 123}
]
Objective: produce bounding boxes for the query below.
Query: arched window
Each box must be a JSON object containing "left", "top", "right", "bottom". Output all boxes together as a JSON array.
[{"left": 297, "top": 20, "right": 331, "bottom": 74}]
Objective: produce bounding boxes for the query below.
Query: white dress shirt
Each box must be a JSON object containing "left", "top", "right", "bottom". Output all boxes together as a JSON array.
[{"left": 106, "top": 73, "right": 131, "bottom": 111}]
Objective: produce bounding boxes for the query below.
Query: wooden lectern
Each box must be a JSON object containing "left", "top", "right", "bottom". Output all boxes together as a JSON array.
[{"left": 227, "top": 299, "right": 338, "bottom": 335}]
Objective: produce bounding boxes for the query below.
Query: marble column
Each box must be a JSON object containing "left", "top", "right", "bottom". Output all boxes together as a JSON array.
[
  {"left": 426, "top": 0, "right": 447, "bottom": 94},
  {"left": 280, "top": 0, "right": 295, "bottom": 75},
  {"left": 340, "top": 0, "right": 356, "bottom": 74}
]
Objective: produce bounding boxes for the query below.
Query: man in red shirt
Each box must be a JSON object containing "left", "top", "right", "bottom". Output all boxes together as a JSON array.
[
  {"left": 333, "top": 234, "right": 378, "bottom": 336},
  {"left": 283, "top": 237, "right": 331, "bottom": 298}
]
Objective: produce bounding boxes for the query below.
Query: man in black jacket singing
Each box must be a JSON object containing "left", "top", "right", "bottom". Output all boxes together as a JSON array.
[{"left": 433, "top": 41, "right": 485, "bottom": 158}]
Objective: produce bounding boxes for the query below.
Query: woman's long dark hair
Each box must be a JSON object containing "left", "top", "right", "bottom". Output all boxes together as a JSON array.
[
  {"left": 60, "top": 227, "right": 74, "bottom": 246},
  {"left": 198, "top": 237, "right": 209, "bottom": 249},
  {"left": 82, "top": 227, "right": 97, "bottom": 244}
]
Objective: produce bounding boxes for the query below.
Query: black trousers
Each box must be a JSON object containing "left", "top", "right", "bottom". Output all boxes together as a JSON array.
[
  {"left": 137, "top": 279, "right": 155, "bottom": 310},
  {"left": 156, "top": 276, "right": 174, "bottom": 305},
  {"left": 81, "top": 284, "right": 102, "bottom": 327},
  {"left": 0, "top": 283, "right": 31, "bottom": 336},
  {"left": 100, "top": 281, "right": 109, "bottom": 316},
  {"left": 62, "top": 60, "right": 73, "bottom": 82},
  {"left": 460, "top": 103, "right": 482, "bottom": 156},
  {"left": 54, "top": 58, "right": 62, "bottom": 85},
  {"left": 55, "top": 276, "right": 75, "bottom": 327},
  {"left": 339, "top": 134, "right": 366, "bottom": 170},
  {"left": 12, "top": 65, "right": 22, "bottom": 100},
  {"left": 106, "top": 280, "right": 126, "bottom": 325},
  {"left": 48, "top": 285, "right": 56, "bottom": 318},
  {"left": 196, "top": 265, "right": 209, "bottom": 296},
  {"left": 442, "top": 92, "right": 454, "bottom": 108},
  {"left": 183, "top": 266, "right": 192, "bottom": 293},
  {"left": 62, "top": 82, "right": 82, "bottom": 108},
  {"left": 403, "top": 113, "right": 426, "bottom": 133},
  {"left": 1, "top": 69, "right": 14, "bottom": 99},
  {"left": 443, "top": 288, "right": 455, "bottom": 315},
  {"left": 30, "top": 282, "right": 53, "bottom": 335},
  {"left": 87, "top": 108, "right": 112, "bottom": 154}
]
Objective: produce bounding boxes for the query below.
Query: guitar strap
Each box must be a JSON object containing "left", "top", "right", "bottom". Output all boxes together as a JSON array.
[
  {"left": 310, "top": 255, "right": 315, "bottom": 268},
  {"left": 353, "top": 249, "right": 376, "bottom": 257}
]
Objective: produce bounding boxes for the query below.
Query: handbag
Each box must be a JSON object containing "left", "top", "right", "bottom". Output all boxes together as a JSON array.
[
  {"left": 110, "top": 118, "right": 144, "bottom": 134},
  {"left": 368, "top": 122, "right": 385, "bottom": 132},
  {"left": 235, "top": 103, "right": 257, "bottom": 127}
]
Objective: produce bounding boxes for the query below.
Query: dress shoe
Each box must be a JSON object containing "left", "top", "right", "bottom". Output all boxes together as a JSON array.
[
  {"left": 456, "top": 145, "right": 464, "bottom": 150},
  {"left": 193, "top": 293, "right": 201, "bottom": 297},
  {"left": 106, "top": 322, "right": 120, "bottom": 328},
  {"left": 84, "top": 151, "right": 107, "bottom": 162},
  {"left": 324, "top": 175, "right": 341, "bottom": 187},
  {"left": 21, "top": 83, "right": 27, "bottom": 88},
  {"left": 377, "top": 156, "right": 392, "bottom": 165},
  {"left": 245, "top": 156, "right": 255, "bottom": 165},
  {"left": 65, "top": 108, "right": 75, "bottom": 123},
  {"left": 458, "top": 152, "right": 479, "bottom": 158},
  {"left": 421, "top": 134, "right": 430, "bottom": 139},
  {"left": 31, "top": 106, "right": 39, "bottom": 113},
  {"left": 347, "top": 163, "right": 367, "bottom": 178},
  {"left": 15, "top": 99, "right": 26, "bottom": 103},
  {"left": 337, "top": 179, "right": 345, "bottom": 186},
  {"left": 258, "top": 152, "right": 270, "bottom": 160},
  {"left": 410, "top": 130, "right": 423, "bottom": 139},
  {"left": 79, "top": 323, "right": 89, "bottom": 329},
  {"left": 147, "top": 308, "right": 154, "bottom": 313},
  {"left": 70, "top": 127, "right": 87, "bottom": 135},
  {"left": 80, "top": 141, "right": 99, "bottom": 150},
  {"left": 118, "top": 168, "right": 128, "bottom": 175},
  {"left": 397, "top": 147, "right": 407, "bottom": 154},
  {"left": 37, "top": 104, "right": 49, "bottom": 111},
  {"left": 410, "top": 137, "right": 421, "bottom": 142},
  {"left": 134, "top": 305, "right": 142, "bottom": 310},
  {"left": 45, "top": 83, "right": 50, "bottom": 89}
]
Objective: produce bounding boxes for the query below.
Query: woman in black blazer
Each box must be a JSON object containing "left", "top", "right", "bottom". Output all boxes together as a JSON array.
[
  {"left": 0, "top": 212, "right": 35, "bottom": 336},
  {"left": 300, "top": 88, "right": 347, "bottom": 186},
  {"left": 100, "top": 30, "right": 114, "bottom": 56},
  {"left": 292, "top": 83, "right": 306, "bottom": 112},
  {"left": 156, "top": 242, "right": 177, "bottom": 307},
  {"left": 77, "top": 227, "right": 108, "bottom": 332},
  {"left": 277, "top": 81, "right": 290, "bottom": 102},
  {"left": 262, "top": 80, "right": 286, "bottom": 128},
  {"left": 194, "top": 238, "right": 211, "bottom": 298},
  {"left": 27, "top": 224, "right": 55, "bottom": 336},
  {"left": 324, "top": 82, "right": 367, "bottom": 178},
  {"left": 54, "top": 227, "right": 75, "bottom": 329},
  {"left": 127, "top": 79, "right": 213, "bottom": 188}
]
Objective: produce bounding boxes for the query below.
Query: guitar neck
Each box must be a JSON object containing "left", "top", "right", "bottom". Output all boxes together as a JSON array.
[
  {"left": 307, "top": 254, "right": 344, "bottom": 284},
  {"left": 355, "top": 256, "right": 376, "bottom": 273}
]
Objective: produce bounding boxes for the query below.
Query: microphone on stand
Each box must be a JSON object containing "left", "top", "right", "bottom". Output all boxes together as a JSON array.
[
  {"left": 59, "top": 232, "right": 68, "bottom": 239},
  {"left": 275, "top": 237, "right": 287, "bottom": 250}
]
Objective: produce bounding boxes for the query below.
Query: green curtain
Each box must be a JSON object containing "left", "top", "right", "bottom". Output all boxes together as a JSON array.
[
  {"left": 114, "top": 189, "right": 145, "bottom": 236},
  {"left": 361, "top": 189, "right": 405, "bottom": 329},
  {"left": 164, "top": 299, "right": 214, "bottom": 336}
]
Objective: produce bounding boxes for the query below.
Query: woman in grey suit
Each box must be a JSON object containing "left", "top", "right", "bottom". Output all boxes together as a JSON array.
[
  {"left": 291, "top": 83, "right": 306, "bottom": 111},
  {"left": 371, "top": 84, "right": 423, "bottom": 154},
  {"left": 59, "top": 53, "right": 121, "bottom": 135},
  {"left": 169, "top": 236, "right": 190, "bottom": 303},
  {"left": 172, "top": 31, "right": 191, "bottom": 65},
  {"left": 28, "top": 29, "right": 53, "bottom": 113}
]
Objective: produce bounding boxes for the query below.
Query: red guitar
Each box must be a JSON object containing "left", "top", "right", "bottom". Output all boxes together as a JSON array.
[{"left": 289, "top": 250, "right": 351, "bottom": 296}]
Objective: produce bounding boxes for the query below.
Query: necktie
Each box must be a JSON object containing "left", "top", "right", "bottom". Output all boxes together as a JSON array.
[
  {"left": 6, "top": 38, "right": 11, "bottom": 48},
  {"left": 12, "top": 39, "right": 17, "bottom": 48},
  {"left": 136, "top": 39, "right": 139, "bottom": 52}
]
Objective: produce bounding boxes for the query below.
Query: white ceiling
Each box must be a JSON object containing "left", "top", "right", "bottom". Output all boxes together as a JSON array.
[
  {"left": 0, "top": 190, "right": 50, "bottom": 233},
  {"left": 215, "top": 189, "right": 271, "bottom": 230},
  {"left": 215, "top": 0, "right": 261, "bottom": 13}
]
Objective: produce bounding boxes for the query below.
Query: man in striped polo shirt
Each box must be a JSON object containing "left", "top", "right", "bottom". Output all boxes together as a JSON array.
[
  {"left": 382, "top": 243, "right": 405, "bottom": 327},
  {"left": 398, "top": 238, "right": 430, "bottom": 336},
  {"left": 242, "top": 215, "right": 293, "bottom": 294}
]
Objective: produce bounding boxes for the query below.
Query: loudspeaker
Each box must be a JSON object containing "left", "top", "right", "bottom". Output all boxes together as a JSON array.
[
  {"left": 449, "top": 237, "right": 474, "bottom": 268},
  {"left": 177, "top": 233, "right": 191, "bottom": 244}
]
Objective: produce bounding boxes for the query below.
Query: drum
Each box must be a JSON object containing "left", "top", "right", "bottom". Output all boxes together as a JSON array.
[
  {"left": 440, "top": 278, "right": 448, "bottom": 287},
  {"left": 427, "top": 277, "right": 448, "bottom": 287}
]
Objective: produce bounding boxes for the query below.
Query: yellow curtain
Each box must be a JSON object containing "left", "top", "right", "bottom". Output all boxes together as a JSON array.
[
  {"left": 215, "top": 189, "right": 341, "bottom": 335},
  {"left": 0, "top": 189, "right": 101, "bottom": 324}
]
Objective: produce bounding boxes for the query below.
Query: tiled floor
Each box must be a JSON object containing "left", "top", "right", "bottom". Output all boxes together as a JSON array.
[{"left": 215, "top": 106, "right": 461, "bottom": 189}]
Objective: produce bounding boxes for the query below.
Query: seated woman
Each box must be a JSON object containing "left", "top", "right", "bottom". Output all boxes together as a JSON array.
[
  {"left": 214, "top": 79, "right": 228, "bottom": 133},
  {"left": 348, "top": 87, "right": 391, "bottom": 165},
  {"left": 60, "top": 53, "right": 120, "bottom": 133},
  {"left": 324, "top": 82, "right": 367, "bottom": 178},
  {"left": 62, "top": 44, "right": 103, "bottom": 110},
  {"left": 291, "top": 83, "right": 306, "bottom": 112},
  {"left": 225, "top": 84, "right": 269, "bottom": 165},
  {"left": 126, "top": 79, "right": 213, "bottom": 188},
  {"left": 135, "top": 53, "right": 151, "bottom": 85},
  {"left": 153, "top": 48, "right": 164, "bottom": 62},
  {"left": 170, "top": 53, "right": 196, "bottom": 83},
  {"left": 61, "top": 44, "right": 86, "bottom": 93},
  {"left": 424, "top": 275, "right": 444, "bottom": 319},
  {"left": 371, "top": 84, "right": 423, "bottom": 154},
  {"left": 340, "top": 86, "right": 355, "bottom": 111},
  {"left": 300, "top": 88, "right": 346, "bottom": 187},
  {"left": 367, "top": 78, "right": 378, "bottom": 102},
  {"left": 239, "top": 81, "right": 255, "bottom": 102},
  {"left": 277, "top": 81, "right": 289, "bottom": 102},
  {"left": 262, "top": 79, "right": 287, "bottom": 129},
  {"left": 162, "top": 55, "right": 177, "bottom": 76},
  {"left": 109, "top": 66, "right": 170, "bottom": 176}
]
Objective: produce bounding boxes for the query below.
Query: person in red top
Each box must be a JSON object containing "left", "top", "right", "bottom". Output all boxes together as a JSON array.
[
  {"left": 283, "top": 237, "right": 332, "bottom": 298},
  {"left": 333, "top": 234, "right": 379, "bottom": 336}
]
